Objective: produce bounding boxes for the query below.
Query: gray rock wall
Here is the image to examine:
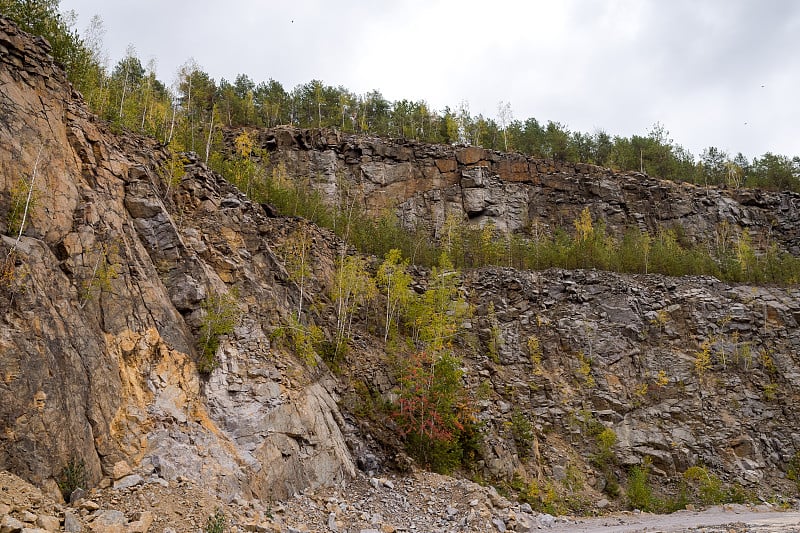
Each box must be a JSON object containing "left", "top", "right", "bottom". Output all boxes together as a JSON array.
[
  {"left": 254, "top": 127, "right": 800, "bottom": 253},
  {"left": 461, "top": 267, "right": 800, "bottom": 489}
]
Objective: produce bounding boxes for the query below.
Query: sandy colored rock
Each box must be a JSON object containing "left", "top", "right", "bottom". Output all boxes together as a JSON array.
[{"left": 111, "top": 461, "right": 132, "bottom": 481}]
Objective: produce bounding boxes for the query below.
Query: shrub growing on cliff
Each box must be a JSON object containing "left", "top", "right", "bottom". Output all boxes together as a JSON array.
[
  {"left": 376, "top": 249, "right": 413, "bottom": 343},
  {"left": 332, "top": 254, "right": 377, "bottom": 359},
  {"left": 57, "top": 458, "right": 86, "bottom": 501},
  {"left": 627, "top": 458, "right": 662, "bottom": 512},
  {"left": 393, "top": 350, "right": 475, "bottom": 473},
  {"left": 788, "top": 452, "right": 800, "bottom": 493},
  {"left": 5, "top": 174, "right": 38, "bottom": 238},
  {"left": 681, "top": 466, "right": 752, "bottom": 506},
  {"left": 197, "top": 290, "right": 240, "bottom": 374},
  {"left": 510, "top": 409, "right": 535, "bottom": 459},
  {"left": 271, "top": 314, "right": 324, "bottom": 367},
  {"left": 405, "top": 253, "right": 471, "bottom": 352},
  {"left": 204, "top": 509, "right": 226, "bottom": 533}
]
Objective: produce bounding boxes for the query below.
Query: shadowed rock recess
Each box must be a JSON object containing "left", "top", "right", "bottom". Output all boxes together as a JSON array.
[{"left": 1, "top": 13, "right": 799, "bottom": 519}]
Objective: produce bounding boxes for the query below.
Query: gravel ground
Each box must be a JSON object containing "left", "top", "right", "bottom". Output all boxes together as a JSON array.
[{"left": 2, "top": 468, "right": 799, "bottom": 532}]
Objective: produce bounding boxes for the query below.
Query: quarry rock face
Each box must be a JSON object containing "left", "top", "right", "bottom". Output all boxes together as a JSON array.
[
  {"left": 1, "top": 14, "right": 799, "bottom": 509},
  {"left": 460, "top": 267, "right": 800, "bottom": 488},
  {"left": 249, "top": 130, "right": 800, "bottom": 493},
  {"left": 254, "top": 127, "right": 800, "bottom": 253},
  {"left": 0, "top": 16, "right": 354, "bottom": 501}
]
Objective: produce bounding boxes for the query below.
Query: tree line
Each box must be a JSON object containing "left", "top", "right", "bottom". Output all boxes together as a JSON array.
[{"left": 3, "top": 0, "right": 799, "bottom": 192}]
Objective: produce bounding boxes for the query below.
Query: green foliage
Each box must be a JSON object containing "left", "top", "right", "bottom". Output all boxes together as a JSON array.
[
  {"left": 376, "top": 249, "right": 413, "bottom": 342},
  {"left": 406, "top": 253, "right": 470, "bottom": 352},
  {"left": 527, "top": 334, "right": 543, "bottom": 374},
  {"left": 510, "top": 409, "right": 535, "bottom": 459},
  {"left": 595, "top": 428, "right": 617, "bottom": 461},
  {"left": 80, "top": 242, "right": 120, "bottom": 305},
  {"left": 626, "top": 462, "right": 754, "bottom": 513},
  {"left": 163, "top": 148, "right": 187, "bottom": 196},
  {"left": 205, "top": 509, "right": 226, "bottom": 533},
  {"left": 57, "top": 458, "right": 86, "bottom": 501},
  {"left": 197, "top": 290, "right": 240, "bottom": 374},
  {"left": 332, "top": 254, "right": 377, "bottom": 358},
  {"left": 627, "top": 458, "right": 660, "bottom": 512},
  {"left": 393, "top": 350, "right": 475, "bottom": 473},
  {"left": 342, "top": 379, "right": 391, "bottom": 420},
  {"left": 0, "top": 250, "right": 21, "bottom": 289},
  {"left": 10, "top": 1, "right": 799, "bottom": 192},
  {"left": 509, "top": 473, "right": 592, "bottom": 515},
  {"left": 682, "top": 466, "right": 752, "bottom": 506},
  {"left": 512, "top": 475, "right": 566, "bottom": 515},
  {"left": 208, "top": 138, "right": 799, "bottom": 286},
  {"left": 209, "top": 131, "right": 269, "bottom": 200},
  {"left": 445, "top": 211, "right": 800, "bottom": 285},
  {"left": 276, "top": 221, "right": 314, "bottom": 316},
  {"left": 694, "top": 340, "right": 713, "bottom": 377},
  {"left": 486, "top": 301, "right": 502, "bottom": 363},
  {"left": 5, "top": 174, "right": 38, "bottom": 237},
  {"left": 788, "top": 452, "right": 800, "bottom": 493},
  {"left": 576, "top": 351, "right": 595, "bottom": 388},
  {"left": 272, "top": 314, "right": 324, "bottom": 366},
  {"left": 586, "top": 422, "right": 619, "bottom": 498}
]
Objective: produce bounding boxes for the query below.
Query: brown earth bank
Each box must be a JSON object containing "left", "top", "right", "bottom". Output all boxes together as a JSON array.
[{"left": 1, "top": 13, "right": 800, "bottom": 533}]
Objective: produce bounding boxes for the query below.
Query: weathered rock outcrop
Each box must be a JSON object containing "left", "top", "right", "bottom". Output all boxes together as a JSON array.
[
  {"left": 245, "top": 132, "right": 800, "bottom": 495},
  {"left": 0, "top": 16, "right": 353, "bottom": 502},
  {"left": 253, "top": 127, "right": 800, "bottom": 253},
  {"left": 2, "top": 14, "right": 799, "bottom": 513},
  {"left": 461, "top": 268, "right": 800, "bottom": 489}
]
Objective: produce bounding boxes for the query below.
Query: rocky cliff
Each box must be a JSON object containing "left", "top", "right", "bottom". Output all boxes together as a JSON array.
[
  {"left": 0, "top": 15, "right": 354, "bottom": 503},
  {"left": 252, "top": 127, "right": 800, "bottom": 254},
  {"left": 1, "top": 13, "right": 799, "bottom": 519}
]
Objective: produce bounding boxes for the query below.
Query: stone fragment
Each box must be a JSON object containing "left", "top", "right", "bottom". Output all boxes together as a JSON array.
[
  {"left": 462, "top": 188, "right": 486, "bottom": 215},
  {"left": 1, "top": 515, "right": 25, "bottom": 533},
  {"left": 488, "top": 487, "right": 510, "bottom": 509},
  {"left": 35, "top": 516, "right": 60, "bottom": 531},
  {"left": 80, "top": 501, "right": 99, "bottom": 512},
  {"left": 355, "top": 453, "right": 380, "bottom": 474},
  {"left": 113, "top": 475, "right": 143, "bottom": 490},
  {"left": 513, "top": 512, "right": 536, "bottom": 532},
  {"left": 492, "top": 517, "right": 506, "bottom": 532},
  {"left": 64, "top": 511, "right": 82, "bottom": 533},
  {"left": 88, "top": 510, "right": 127, "bottom": 533},
  {"left": 537, "top": 514, "right": 555, "bottom": 528},
  {"left": 456, "top": 147, "right": 486, "bottom": 165},
  {"left": 69, "top": 488, "right": 86, "bottom": 504},
  {"left": 125, "top": 511, "right": 153, "bottom": 533},
  {"left": 112, "top": 461, "right": 132, "bottom": 480}
]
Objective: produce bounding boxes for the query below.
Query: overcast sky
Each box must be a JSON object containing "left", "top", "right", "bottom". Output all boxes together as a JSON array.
[{"left": 58, "top": 0, "right": 799, "bottom": 160}]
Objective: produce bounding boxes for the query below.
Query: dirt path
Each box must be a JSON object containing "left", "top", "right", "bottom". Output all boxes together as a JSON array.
[{"left": 553, "top": 505, "right": 800, "bottom": 532}]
